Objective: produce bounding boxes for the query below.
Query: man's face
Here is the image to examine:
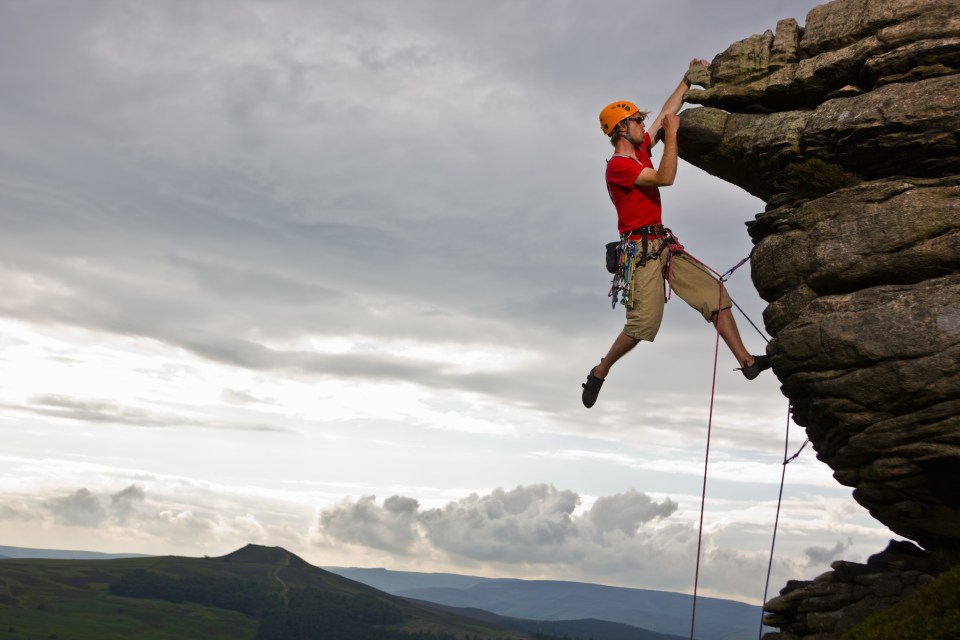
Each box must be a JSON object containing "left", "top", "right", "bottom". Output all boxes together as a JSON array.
[{"left": 624, "top": 115, "right": 645, "bottom": 141}]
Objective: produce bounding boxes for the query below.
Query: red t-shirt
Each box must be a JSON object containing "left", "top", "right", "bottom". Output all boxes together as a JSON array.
[{"left": 605, "top": 133, "right": 662, "bottom": 234}]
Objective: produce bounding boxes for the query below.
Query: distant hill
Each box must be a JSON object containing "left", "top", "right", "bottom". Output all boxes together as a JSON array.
[
  {"left": 0, "top": 544, "right": 150, "bottom": 560},
  {"left": 329, "top": 567, "right": 766, "bottom": 640},
  {"left": 0, "top": 544, "right": 533, "bottom": 640},
  {"left": 409, "top": 598, "right": 687, "bottom": 640},
  {"left": 0, "top": 546, "right": 764, "bottom": 639}
]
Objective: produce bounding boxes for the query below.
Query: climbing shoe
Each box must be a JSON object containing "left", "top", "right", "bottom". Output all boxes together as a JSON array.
[
  {"left": 740, "top": 354, "right": 771, "bottom": 381},
  {"left": 581, "top": 367, "right": 604, "bottom": 408}
]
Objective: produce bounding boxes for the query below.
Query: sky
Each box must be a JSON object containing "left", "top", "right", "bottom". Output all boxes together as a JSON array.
[{"left": 0, "top": 0, "right": 900, "bottom": 606}]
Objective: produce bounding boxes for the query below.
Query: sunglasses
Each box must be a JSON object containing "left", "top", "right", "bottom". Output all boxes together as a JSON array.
[{"left": 626, "top": 116, "right": 646, "bottom": 125}]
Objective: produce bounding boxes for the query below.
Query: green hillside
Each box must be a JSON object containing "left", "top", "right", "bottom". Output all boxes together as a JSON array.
[{"left": 0, "top": 544, "right": 530, "bottom": 640}]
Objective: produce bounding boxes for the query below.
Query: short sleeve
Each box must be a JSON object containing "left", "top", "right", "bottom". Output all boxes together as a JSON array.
[{"left": 606, "top": 156, "right": 643, "bottom": 188}]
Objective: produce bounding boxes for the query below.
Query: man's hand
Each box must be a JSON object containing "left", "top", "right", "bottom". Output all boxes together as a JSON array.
[
  {"left": 649, "top": 59, "right": 704, "bottom": 146},
  {"left": 662, "top": 113, "right": 680, "bottom": 137},
  {"left": 684, "top": 58, "right": 710, "bottom": 88},
  {"left": 635, "top": 113, "right": 680, "bottom": 187}
]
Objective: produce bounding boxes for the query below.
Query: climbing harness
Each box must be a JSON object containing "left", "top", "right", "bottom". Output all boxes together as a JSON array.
[{"left": 607, "top": 225, "right": 685, "bottom": 309}]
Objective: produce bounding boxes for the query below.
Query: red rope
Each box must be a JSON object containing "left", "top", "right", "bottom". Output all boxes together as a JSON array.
[
  {"left": 677, "top": 249, "right": 797, "bottom": 640},
  {"left": 687, "top": 251, "right": 752, "bottom": 640},
  {"left": 689, "top": 275, "right": 725, "bottom": 640}
]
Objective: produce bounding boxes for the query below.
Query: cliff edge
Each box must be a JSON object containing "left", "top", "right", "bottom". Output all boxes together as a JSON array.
[{"left": 675, "top": 0, "right": 959, "bottom": 635}]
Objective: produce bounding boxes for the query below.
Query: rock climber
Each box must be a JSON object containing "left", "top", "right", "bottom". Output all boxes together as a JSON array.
[{"left": 582, "top": 59, "right": 770, "bottom": 409}]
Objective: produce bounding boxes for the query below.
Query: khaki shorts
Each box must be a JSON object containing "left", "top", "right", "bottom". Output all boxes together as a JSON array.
[{"left": 624, "top": 239, "right": 731, "bottom": 342}]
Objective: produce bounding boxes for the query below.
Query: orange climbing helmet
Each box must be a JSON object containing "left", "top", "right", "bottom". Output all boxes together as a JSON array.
[{"left": 599, "top": 101, "right": 642, "bottom": 136}]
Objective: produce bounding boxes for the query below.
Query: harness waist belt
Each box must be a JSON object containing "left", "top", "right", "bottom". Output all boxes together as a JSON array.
[{"left": 624, "top": 225, "right": 666, "bottom": 239}]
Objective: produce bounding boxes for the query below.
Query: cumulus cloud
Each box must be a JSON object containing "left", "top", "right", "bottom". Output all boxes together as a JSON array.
[
  {"left": 804, "top": 539, "right": 852, "bottom": 568},
  {"left": 318, "top": 494, "right": 422, "bottom": 554},
  {"left": 315, "top": 485, "right": 683, "bottom": 565},
  {"left": 311, "top": 484, "right": 771, "bottom": 595},
  {"left": 2, "top": 480, "right": 815, "bottom": 600},
  {"left": 46, "top": 485, "right": 149, "bottom": 528},
  {"left": 420, "top": 485, "right": 581, "bottom": 563},
  {"left": 583, "top": 488, "right": 678, "bottom": 537},
  {"left": 110, "top": 484, "right": 146, "bottom": 523},
  {"left": 6, "top": 484, "right": 303, "bottom": 554},
  {"left": 48, "top": 488, "right": 107, "bottom": 527}
]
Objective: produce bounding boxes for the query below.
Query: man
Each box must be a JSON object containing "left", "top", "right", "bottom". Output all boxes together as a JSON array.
[{"left": 582, "top": 59, "right": 770, "bottom": 409}]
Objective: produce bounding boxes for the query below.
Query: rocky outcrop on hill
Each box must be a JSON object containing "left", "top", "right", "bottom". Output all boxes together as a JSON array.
[
  {"left": 676, "top": 0, "right": 959, "bottom": 635},
  {"left": 761, "top": 541, "right": 938, "bottom": 639}
]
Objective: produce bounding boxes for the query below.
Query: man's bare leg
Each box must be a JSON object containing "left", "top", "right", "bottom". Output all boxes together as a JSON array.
[
  {"left": 582, "top": 331, "right": 639, "bottom": 408},
  {"left": 593, "top": 331, "right": 640, "bottom": 379},
  {"left": 713, "top": 307, "right": 753, "bottom": 368},
  {"left": 713, "top": 307, "right": 770, "bottom": 380}
]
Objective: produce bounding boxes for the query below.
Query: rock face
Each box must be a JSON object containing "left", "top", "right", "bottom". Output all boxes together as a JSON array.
[
  {"left": 761, "top": 540, "right": 938, "bottom": 639},
  {"left": 679, "top": 0, "right": 960, "bottom": 549},
  {"left": 676, "top": 0, "right": 959, "bottom": 633}
]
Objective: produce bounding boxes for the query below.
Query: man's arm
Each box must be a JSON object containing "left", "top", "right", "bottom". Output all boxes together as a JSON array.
[
  {"left": 634, "top": 114, "right": 680, "bottom": 187},
  {"left": 646, "top": 58, "right": 708, "bottom": 146}
]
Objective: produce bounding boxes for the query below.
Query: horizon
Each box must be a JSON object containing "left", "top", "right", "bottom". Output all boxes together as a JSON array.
[{"left": 0, "top": 541, "right": 764, "bottom": 607}]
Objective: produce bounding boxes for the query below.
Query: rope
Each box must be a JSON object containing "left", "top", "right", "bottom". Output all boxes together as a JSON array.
[
  {"left": 686, "top": 249, "right": 772, "bottom": 640},
  {"left": 614, "top": 246, "right": 787, "bottom": 640},
  {"left": 689, "top": 272, "right": 725, "bottom": 640},
  {"left": 758, "top": 429, "right": 810, "bottom": 639}
]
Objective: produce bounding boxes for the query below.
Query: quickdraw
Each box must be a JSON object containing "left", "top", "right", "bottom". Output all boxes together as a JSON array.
[{"left": 607, "top": 226, "right": 685, "bottom": 308}]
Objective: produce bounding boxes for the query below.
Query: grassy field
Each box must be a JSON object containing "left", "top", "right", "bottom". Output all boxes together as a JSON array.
[
  {"left": 1, "top": 594, "right": 257, "bottom": 640},
  {"left": 0, "top": 556, "right": 257, "bottom": 640}
]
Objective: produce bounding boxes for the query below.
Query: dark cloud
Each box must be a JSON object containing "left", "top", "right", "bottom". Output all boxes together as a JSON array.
[
  {"left": 47, "top": 485, "right": 146, "bottom": 528},
  {"left": 0, "top": 0, "right": 825, "bottom": 421},
  {"left": 318, "top": 495, "right": 421, "bottom": 554},
  {"left": 48, "top": 488, "right": 106, "bottom": 527},
  {"left": 110, "top": 484, "right": 146, "bottom": 524},
  {"left": 804, "top": 539, "right": 852, "bottom": 568}
]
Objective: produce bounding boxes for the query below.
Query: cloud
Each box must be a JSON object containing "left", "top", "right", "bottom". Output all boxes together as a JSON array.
[
  {"left": 584, "top": 488, "right": 679, "bottom": 537},
  {"left": 0, "top": 0, "right": 809, "bottom": 427},
  {"left": 318, "top": 495, "right": 422, "bottom": 555},
  {"left": 0, "top": 477, "right": 868, "bottom": 602},
  {"left": 312, "top": 484, "right": 775, "bottom": 597},
  {"left": 420, "top": 485, "right": 582, "bottom": 563},
  {"left": 46, "top": 485, "right": 146, "bottom": 527},
  {"left": 48, "top": 488, "right": 107, "bottom": 527},
  {"left": 0, "top": 499, "right": 34, "bottom": 521},
  {"left": 0, "top": 0, "right": 873, "bottom": 606},
  {"left": 4, "top": 482, "right": 308, "bottom": 553},
  {"left": 110, "top": 484, "right": 146, "bottom": 523},
  {"left": 11, "top": 394, "right": 288, "bottom": 432},
  {"left": 804, "top": 539, "right": 852, "bottom": 567}
]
